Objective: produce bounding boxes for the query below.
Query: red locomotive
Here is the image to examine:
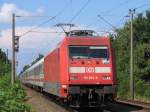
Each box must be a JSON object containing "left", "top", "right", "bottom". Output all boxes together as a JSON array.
[{"left": 21, "top": 30, "right": 117, "bottom": 107}]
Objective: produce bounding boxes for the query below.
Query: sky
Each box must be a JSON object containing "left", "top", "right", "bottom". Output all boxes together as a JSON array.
[{"left": 0, "top": 0, "right": 150, "bottom": 73}]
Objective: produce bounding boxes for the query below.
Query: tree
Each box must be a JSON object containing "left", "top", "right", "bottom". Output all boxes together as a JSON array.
[
  {"left": 23, "top": 65, "right": 30, "bottom": 72},
  {"left": 112, "top": 10, "right": 150, "bottom": 100},
  {"left": 0, "top": 49, "right": 11, "bottom": 76}
]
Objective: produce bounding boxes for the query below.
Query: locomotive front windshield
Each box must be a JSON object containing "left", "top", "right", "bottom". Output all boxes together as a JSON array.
[{"left": 69, "top": 46, "right": 109, "bottom": 59}]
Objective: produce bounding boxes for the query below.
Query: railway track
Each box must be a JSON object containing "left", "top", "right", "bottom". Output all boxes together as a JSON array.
[
  {"left": 104, "top": 101, "right": 150, "bottom": 112},
  {"left": 65, "top": 102, "right": 150, "bottom": 112},
  {"left": 116, "top": 99, "right": 150, "bottom": 110},
  {"left": 24, "top": 86, "right": 149, "bottom": 112},
  {"left": 42, "top": 92, "right": 150, "bottom": 112}
]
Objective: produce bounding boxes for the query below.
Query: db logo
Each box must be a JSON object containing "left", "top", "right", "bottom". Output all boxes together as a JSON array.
[{"left": 86, "top": 67, "right": 95, "bottom": 73}]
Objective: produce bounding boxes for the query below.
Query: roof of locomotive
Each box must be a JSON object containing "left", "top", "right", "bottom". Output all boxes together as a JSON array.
[
  {"left": 67, "top": 30, "right": 97, "bottom": 37},
  {"left": 56, "top": 30, "right": 110, "bottom": 47}
]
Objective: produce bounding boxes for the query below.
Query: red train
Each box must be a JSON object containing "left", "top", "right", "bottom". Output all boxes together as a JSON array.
[{"left": 21, "top": 30, "right": 117, "bottom": 107}]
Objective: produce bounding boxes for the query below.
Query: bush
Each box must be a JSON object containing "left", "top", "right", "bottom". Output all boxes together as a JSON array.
[{"left": 0, "top": 75, "right": 31, "bottom": 112}]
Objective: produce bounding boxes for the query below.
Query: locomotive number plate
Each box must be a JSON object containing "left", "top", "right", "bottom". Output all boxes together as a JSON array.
[{"left": 83, "top": 76, "right": 98, "bottom": 80}]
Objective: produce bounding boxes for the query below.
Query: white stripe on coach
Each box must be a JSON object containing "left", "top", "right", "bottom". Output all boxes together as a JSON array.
[
  {"left": 69, "top": 67, "right": 85, "bottom": 73},
  {"left": 95, "top": 67, "right": 111, "bottom": 73},
  {"left": 69, "top": 67, "right": 111, "bottom": 73}
]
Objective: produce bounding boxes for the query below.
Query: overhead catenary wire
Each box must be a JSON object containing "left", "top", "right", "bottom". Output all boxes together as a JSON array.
[
  {"left": 86, "top": 13, "right": 130, "bottom": 29},
  {"left": 54, "top": 0, "right": 72, "bottom": 18},
  {"left": 69, "top": 0, "right": 91, "bottom": 23},
  {"left": 37, "top": 0, "right": 73, "bottom": 52},
  {"left": 88, "top": 2, "right": 145, "bottom": 36},
  {"left": 86, "top": 0, "right": 131, "bottom": 30},
  {"left": 97, "top": 15, "right": 118, "bottom": 31},
  {"left": 16, "top": 0, "right": 150, "bottom": 38},
  {"left": 29, "top": 31, "right": 64, "bottom": 34},
  {"left": 97, "top": 30, "right": 115, "bottom": 34},
  {"left": 135, "top": 3, "right": 150, "bottom": 10},
  {"left": 18, "top": 1, "right": 71, "bottom": 63},
  {"left": 19, "top": 16, "right": 56, "bottom": 37},
  {"left": 60, "top": 0, "right": 92, "bottom": 33},
  {"left": 15, "top": 15, "right": 56, "bottom": 23},
  {"left": 97, "top": 13, "right": 132, "bottom": 37},
  {"left": 115, "top": 15, "right": 130, "bottom": 28},
  {"left": 16, "top": 15, "right": 56, "bottom": 18},
  {"left": 18, "top": 0, "right": 71, "bottom": 37},
  {"left": 104, "top": 0, "right": 131, "bottom": 14},
  {"left": 100, "top": 1, "right": 150, "bottom": 27},
  {"left": 140, "top": 7, "right": 150, "bottom": 14},
  {"left": 98, "top": 2, "right": 150, "bottom": 31}
]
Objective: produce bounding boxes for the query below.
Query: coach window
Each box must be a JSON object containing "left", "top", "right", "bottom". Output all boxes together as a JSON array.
[
  {"left": 34, "top": 68, "right": 36, "bottom": 75},
  {"left": 25, "top": 72, "right": 27, "bottom": 77},
  {"left": 26, "top": 72, "right": 28, "bottom": 76},
  {"left": 29, "top": 70, "right": 31, "bottom": 76},
  {"left": 38, "top": 65, "right": 40, "bottom": 75},
  {"left": 37, "top": 65, "right": 40, "bottom": 75},
  {"left": 39, "top": 64, "right": 43, "bottom": 75},
  {"left": 37, "top": 65, "right": 39, "bottom": 75},
  {"left": 31, "top": 69, "right": 33, "bottom": 76},
  {"left": 35, "top": 67, "right": 39, "bottom": 76}
]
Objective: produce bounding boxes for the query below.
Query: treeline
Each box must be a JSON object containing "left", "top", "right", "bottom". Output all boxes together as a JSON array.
[
  {"left": 112, "top": 10, "right": 150, "bottom": 102},
  {"left": 20, "top": 53, "right": 44, "bottom": 74},
  {"left": 0, "top": 49, "right": 31, "bottom": 112},
  {"left": 0, "top": 49, "right": 11, "bottom": 76}
]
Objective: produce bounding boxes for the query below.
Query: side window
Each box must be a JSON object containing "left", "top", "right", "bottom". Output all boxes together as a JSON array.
[
  {"left": 39, "top": 64, "right": 43, "bottom": 75},
  {"left": 34, "top": 66, "right": 40, "bottom": 75},
  {"left": 39, "top": 65, "right": 41, "bottom": 75},
  {"left": 34, "top": 68, "right": 37, "bottom": 75},
  {"left": 31, "top": 69, "right": 34, "bottom": 76}
]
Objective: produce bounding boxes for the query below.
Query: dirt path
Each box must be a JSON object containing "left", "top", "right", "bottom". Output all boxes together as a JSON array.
[{"left": 24, "top": 86, "right": 69, "bottom": 112}]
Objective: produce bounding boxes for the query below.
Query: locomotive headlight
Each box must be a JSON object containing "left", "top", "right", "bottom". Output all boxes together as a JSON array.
[
  {"left": 62, "top": 85, "right": 67, "bottom": 89},
  {"left": 102, "top": 59, "right": 109, "bottom": 64}
]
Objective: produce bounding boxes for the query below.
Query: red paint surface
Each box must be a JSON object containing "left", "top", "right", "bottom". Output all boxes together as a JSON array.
[
  {"left": 44, "top": 36, "right": 117, "bottom": 97},
  {"left": 44, "top": 48, "right": 60, "bottom": 83}
]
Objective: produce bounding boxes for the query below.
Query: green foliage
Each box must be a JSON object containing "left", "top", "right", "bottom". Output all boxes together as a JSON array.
[
  {"left": 113, "top": 10, "right": 150, "bottom": 101},
  {"left": 0, "top": 49, "right": 11, "bottom": 76},
  {"left": 0, "top": 49, "right": 31, "bottom": 111},
  {"left": 0, "top": 75, "right": 31, "bottom": 112}
]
